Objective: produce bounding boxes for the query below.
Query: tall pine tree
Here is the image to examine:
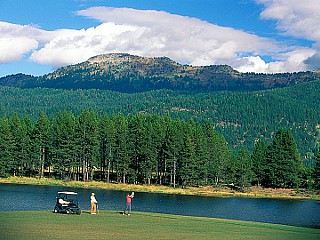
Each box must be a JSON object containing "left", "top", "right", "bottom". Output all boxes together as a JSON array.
[
  {"left": 312, "top": 150, "right": 320, "bottom": 190},
  {"left": 267, "top": 128, "right": 303, "bottom": 188},
  {"left": 32, "top": 112, "right": 51, "bottom": 178},
  {"left": 251, "top": 139, "right": 268, "bottom": 186}
]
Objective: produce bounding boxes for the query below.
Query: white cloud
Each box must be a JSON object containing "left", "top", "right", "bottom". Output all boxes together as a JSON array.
[
  {"left": 233, "top": 48, "right": 315, "bottom": 73},
  {"left": 258, "top": 0, "right": 320, "bottom": 41},
  {"left": 1, "top": 5, "right": 319, "bottom": 73},
  {"left": 75, "top": 7, "right": 278, "bottom": 67},
  {"left": 0, "top": 22, "right": 41, "bottom": 63},
  {"left": 0, "top": 21, "right": 57, "bottom": 64},
  {"left": 30, "top": 23, "right": 140, "bottom": 67},
  {"left": 0, "top": 37, "right": 38, "bottom": 63},
  {"left": 27, "top": 6, "right": 281, "bottom": 69},
  {"left": 256, "top": 0, "right": 320, "bottom": 71},
  {"left": 233, "top": 56, "right": 270, "bottom": 73}
]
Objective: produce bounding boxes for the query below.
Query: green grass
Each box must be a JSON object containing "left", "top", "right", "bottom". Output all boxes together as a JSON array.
[{"left": 0, "top": 211, "right": 319, "bottom": 240}]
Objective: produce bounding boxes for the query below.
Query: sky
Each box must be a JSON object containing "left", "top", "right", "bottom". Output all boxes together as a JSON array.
[{"left": 0, "top": 0, "right": 319, "bottom": 77}]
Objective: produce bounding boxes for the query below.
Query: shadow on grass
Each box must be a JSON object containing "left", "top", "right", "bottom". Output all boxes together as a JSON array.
[{"left": 82, "top": 210, "right": 94, "bottom": 214}]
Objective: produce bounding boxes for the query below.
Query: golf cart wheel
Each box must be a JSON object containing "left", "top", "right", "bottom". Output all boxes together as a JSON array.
[
  {"left": 76, "top": 209, "right": 81, "bottom": 215},
  {"left": 53, "top": 206, "right": 59, "bottom": 213}
]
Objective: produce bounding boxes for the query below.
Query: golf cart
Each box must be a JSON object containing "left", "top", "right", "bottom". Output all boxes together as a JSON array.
[{"left": 53, "top": 191, "right": 81, "bottom": 215}]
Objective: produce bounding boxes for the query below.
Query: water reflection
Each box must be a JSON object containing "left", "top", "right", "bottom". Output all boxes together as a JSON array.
[{"left": 0, "top": 183, "right": 319, "bottom": 228}]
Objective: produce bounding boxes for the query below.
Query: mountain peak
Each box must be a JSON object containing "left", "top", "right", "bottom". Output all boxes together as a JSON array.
[
  {"left": 87, "top": 53, "right": 177, "bottom": 66},
  {"left": 88, "top": 53, "right": 135, "bottom": 64},
  {"left": 84, "top": 53, "right": 182, "bottom": 78},
  {"left": 1, "top": 53, "right": 318, "bottom": 93}
]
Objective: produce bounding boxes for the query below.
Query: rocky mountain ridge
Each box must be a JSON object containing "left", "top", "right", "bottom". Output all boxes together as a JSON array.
[{"left": 0, "top": 53, "right": 319, "bottom": 92}]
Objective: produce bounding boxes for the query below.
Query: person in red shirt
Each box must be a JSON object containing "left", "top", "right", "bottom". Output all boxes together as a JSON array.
[{"left": 123, "top": 192, "right": 134, "bottom": 215}]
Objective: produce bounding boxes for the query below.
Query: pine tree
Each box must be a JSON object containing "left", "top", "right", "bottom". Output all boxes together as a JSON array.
[
  {"left": 75, "top": 109, "right": 99, "bottom": 181},
  {"left": 164, "top": 118, "right": 183, "bottom": 187},
  {"left": 251, "top": 139, "right": 268, "bottom": 186},
  {"left": 189, "top": 119, "right": 208, "bottom": 185},
  {"left": 8, "top": 114, "right": 25, "bottom": 176},
  {"left": 53, "top": 111, "right": 76, "bottom": 180},
  {"left": 312, "top": 150, "right": 320, "bottom": 190},
  {"left": 202, "top": 119, "right": 233, "bottom": 186},
  {"left": 0, "top": 115, "right": 15, "bottom": 177},
  {"left": 127, "top": 113, "right": 144, "bottom": 184},
  {"left": 14, "top": 115, "right": 33, "bottom": 177},
  {"left": 141, "top": 118, "right": 158, "bottom": 185},
  {"left": 112, "top": 113, "right": 129, "bottom": 183},
  {"left": 267, "top": 128, "right": 303, "bottom": 188},
  {"left": 22, "top": 116, "right": 34, "bottom": 176},
  {"left": 32, "top": 112, "right": 51, "bottom": 178},
  {"left": 98, "top": 114, "right": 116, "bottom": 182},
  {"left": 178, "top": 120, "right": 197, "bottom": 187},
  {"left": 151, "top": 115, "right": 168, "bottom": 185},
  {"left": 235, "top": 147, "right": 253, "bottom": 191}
]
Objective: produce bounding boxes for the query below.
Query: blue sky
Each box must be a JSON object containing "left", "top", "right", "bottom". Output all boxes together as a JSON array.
[{"left": 0, "top": 0, "right": 319, "bottom": 77}]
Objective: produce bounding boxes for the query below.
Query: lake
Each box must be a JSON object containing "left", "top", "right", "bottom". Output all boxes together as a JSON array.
[{"left": 0, "top": 183, "right": 319, "bottom": 228}]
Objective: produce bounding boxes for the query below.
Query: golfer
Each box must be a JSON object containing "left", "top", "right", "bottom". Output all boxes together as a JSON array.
[
  {"left": 90, "top": 193, "right": 98, "bottom": 214},
  {"left": 123, "top": 192, "right": 134, "bottom": 215}
]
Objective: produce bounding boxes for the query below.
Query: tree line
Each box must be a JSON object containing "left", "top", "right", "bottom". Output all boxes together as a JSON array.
[
  {"left": 0, "top": 110, "right": 319, "bottom": 190},
  {"left": 1, "top": 80, "right": 319, "bottom": 160}
]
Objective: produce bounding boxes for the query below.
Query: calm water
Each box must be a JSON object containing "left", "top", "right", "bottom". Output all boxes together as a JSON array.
[{"left": 0, "top": 183, "right": 319, "bottom": 228}]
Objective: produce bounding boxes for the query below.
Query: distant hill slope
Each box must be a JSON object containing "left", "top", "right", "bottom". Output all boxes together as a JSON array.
[
  {"left": 0, "top": 53, "right": 319, "bottom": 92},
  {"left": 0, "top": 80, "right": 319, "bottom": 160},
  {"left": 0, "top": 73, "right": 36, "bottom": 87}
]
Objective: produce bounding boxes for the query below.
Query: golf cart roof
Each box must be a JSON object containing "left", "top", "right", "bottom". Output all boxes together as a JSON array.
[{"left": 58, "top": 191, "right": 78, "bottom": 195}]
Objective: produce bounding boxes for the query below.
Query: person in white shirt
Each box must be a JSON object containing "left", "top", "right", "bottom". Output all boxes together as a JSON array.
[
  {"left": 58, "top": 198, "right": 70, "bottom": 206},
  {"left": 90, "top": 193, "right": 98, "bottom": 214}
]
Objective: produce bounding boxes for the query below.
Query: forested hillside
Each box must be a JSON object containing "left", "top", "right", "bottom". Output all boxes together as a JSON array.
[
  {"left": 0, "top": 53, "right": 319, "bottom": 92},
  {"left": 0, "top": 53, "right": 319, "bottom": 188},
  {"left": 0, "top": 80, "right": 319, "bottom": 160},
  {"left": 1, "top": 110, "right": 319, "bottom": 190}
]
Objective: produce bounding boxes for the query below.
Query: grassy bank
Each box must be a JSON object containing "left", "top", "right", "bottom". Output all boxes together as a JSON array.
[
  {"left": 0, "top": 176, "right": 319, "bottom": 200},
  {"left": 0, "top": 210, "right": 319, "bottom": 240}
]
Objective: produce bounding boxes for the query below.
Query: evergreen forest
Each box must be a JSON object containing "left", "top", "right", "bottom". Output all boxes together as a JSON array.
[
  {"left": 0, "top": 53, "right": 319, "bottom": 190},
  {"left": 0, "top": 80, "right": 319, "bottom": 160},
  {"left": 1, "top": 110, "right": 320, "bottom": 190}
]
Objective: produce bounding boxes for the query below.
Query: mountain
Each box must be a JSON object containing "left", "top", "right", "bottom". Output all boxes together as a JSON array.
[
  {"left": 0, "top": 73, "right": 36, "bottom": 87},
  {"left": 0, "top": 53, "right": 319, "bottom": 159},
  {"left": 1, "top": 53, "right": 319, "bottom": 92}
]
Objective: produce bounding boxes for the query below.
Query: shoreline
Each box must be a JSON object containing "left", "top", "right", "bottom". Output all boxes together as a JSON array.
[{"left": 0, "top": 176, "right": 319, "bottom": 201}]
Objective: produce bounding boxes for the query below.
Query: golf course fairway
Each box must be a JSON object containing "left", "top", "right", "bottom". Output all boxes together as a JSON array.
[{"left": 0, "top": 210, "right": 319, "bottom": 239}]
